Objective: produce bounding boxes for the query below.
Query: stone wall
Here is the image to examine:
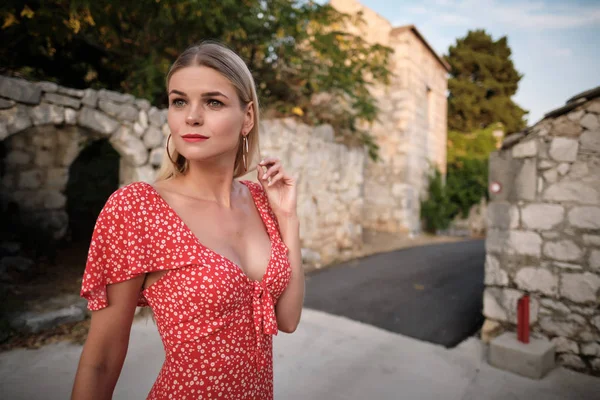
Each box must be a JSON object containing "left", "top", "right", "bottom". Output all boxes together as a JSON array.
[
  {"left": 483, "top": 88, "right": 600, "bottom": 375},
  {"left": 331, "top": 0, "right": 449, "bottom": 234},
  {"left": 0, "top": 75, "right": 364, "bottom": 267}
]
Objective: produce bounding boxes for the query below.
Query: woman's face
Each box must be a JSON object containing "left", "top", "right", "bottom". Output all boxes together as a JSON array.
[{"left": 167, "top": 65, "right": 253, "bottom": 167}]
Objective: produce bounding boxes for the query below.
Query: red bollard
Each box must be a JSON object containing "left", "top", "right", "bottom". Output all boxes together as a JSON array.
[{"left": 517, "top": 295, "right": 530, "bottom": 344}]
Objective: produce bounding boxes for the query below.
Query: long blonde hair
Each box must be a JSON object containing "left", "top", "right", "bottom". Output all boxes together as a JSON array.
[{"left": 155, "top": 41, "right": 260, "bottom": 181}]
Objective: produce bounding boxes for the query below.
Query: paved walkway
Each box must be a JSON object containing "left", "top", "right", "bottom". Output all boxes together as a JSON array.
[{"left": 1, "top": 309, "right": 599, "bottom": 400}]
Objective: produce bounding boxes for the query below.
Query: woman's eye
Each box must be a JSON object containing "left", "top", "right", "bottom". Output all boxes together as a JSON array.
[
  {"left": 207, "top": 99, "right": 223, "bottom": 108},
  {"left": 171, "top": 99, "right": 186, "bottom": 108}
]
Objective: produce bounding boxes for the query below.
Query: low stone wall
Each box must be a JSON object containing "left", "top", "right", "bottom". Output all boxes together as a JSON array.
[
  {"left": 483, "top": 92, "right": 600, "bottom": 374},
  {"left": 0, "top": 76, "right": 366, "bottom": 267}
]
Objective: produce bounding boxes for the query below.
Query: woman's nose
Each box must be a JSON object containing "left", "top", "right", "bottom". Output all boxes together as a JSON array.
[{"left": 185, "top": 107, "right": 203, "bottom": 126}]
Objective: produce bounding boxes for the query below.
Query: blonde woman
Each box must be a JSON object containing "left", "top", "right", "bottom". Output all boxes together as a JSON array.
[{"left": 71, "top": 42, "right": 304, "bottom": 400}]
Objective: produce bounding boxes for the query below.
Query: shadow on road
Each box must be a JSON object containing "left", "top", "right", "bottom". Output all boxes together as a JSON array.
[{"left": 304, "top": 239, "right": 486, "bottom": 348}]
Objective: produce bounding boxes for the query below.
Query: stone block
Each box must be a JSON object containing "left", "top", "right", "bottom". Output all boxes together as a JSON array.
[
  {"left": 579, "top": 130, "right": 600, "bottom": 153},
  {"left": 135, "top": 98, "right": 151, "bottom": 110},
  {"left": 43, "top": 92, "right": 81, "bottom": 109},
  {"left": 507, "top": 230, "right": 542, "bottom": 257},
  {"left": 57, "top": 86, "right": 85, "bottom": 98},
  {"left": 1, "top": 105, "right": 32, "bottom": 136},
  {"left": 515, "top": 267, "right": 558, "bottom": 296},
  {"left": 543, "top": 181, "right": 598, "bottom": 204},
  {"left": 543, "top": 240, "right": 582, "bottom": 262},
  {"left": 149, "top": 147, "right": 164, "bottom": 167},
  {"left": 97, "top": 89, "right": 135, "bottom": 104},
  {"left": 64, "top": 108, "right": 77, "bottom": 125},
  {"left": 148, "top": 106, "right": 166, "bottom": 126},
  {"left": 580, "top": 113, "right": 599, "bottom": 131},
  {"left": 549, "top": 137, "right": 578, "bottom": 162},
  {"left": 29, "top": 103, "right": 64, "bottom": 125},
  {"left": 486, "top": 202, "right": 519, "bottom": 229},
  {"left": 138, "top": 110, "right": 149, "bottom": 129},
  {"left": 489, "top": 332, "right": 555, "bottom": 379},
  {"left": 81, "top": 89, "right": 98, "bottom": 107},
  {"left": 560, "top": 272, "right": 600, "bottom": 303},
  {"left": 590, "top": 250, "right": 600, "bottom": 272},
  {"left": 551, "top": 337, "right": 579, "bottom": 354},
  {"left": 581, "top": 342, "right": 600, "bottom": 357},
  {"left": 110, "top": 126, "right": 149, "bottom": 166},
  {"left": 0, "top": 76, "right": 42, "bottom": 104},
  {"left": 481, "top": 319, "right": 503, "bottom": 343},
  {"left": 552, "top": 115, "right": 582, "bottom": 137},
  {"left": 484, "top": 254, "right": 508, "bottom": 285},
  {"left": 5, "top": 150, "right": 31, "bottom": 165},
  {"left": 515, "top": 159, "right": 537, "bottom": 201},
  {"left": 557, "top": 163, "right": 570, "bottom": 175},
  {"left": 77, "top": 107, "right": 119, "bottom": 136},
  {"left": 0, "top": 98, "right": 16, "bottom": 109},
  {"left": 143, "top": 126, "right": 163, "bottom": 148},
  {"left": 512, "top": 140, "right": 537, "bottom": 158},
  {"left": 587, "top": 100, "right": 600, "bottom": 114},
  {"left": 583, "top": 235, "right": 600, "bottom": 246},
  {"left": 568, "top": 206, "right": 600, "bottom": 229},
  {"left": 37, "top": 81, "right": 58, "bottom": 93},
  {"left": 18, "top": 170, "right": 43, "bottom": 190},
  {"left": 521, "top": 203, "right": 564, "bottom": 230}
]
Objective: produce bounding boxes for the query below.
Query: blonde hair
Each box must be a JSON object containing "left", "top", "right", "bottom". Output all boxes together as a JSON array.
[{"left": 155, "top": 41, "right": 260, "bottom": 181}]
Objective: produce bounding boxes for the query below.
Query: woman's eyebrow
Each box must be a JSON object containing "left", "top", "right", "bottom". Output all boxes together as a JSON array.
[
  {"left": 168, "top": 89, "right": 187, "bottom": 97},
  {"left": 201, "top": 91, "right": 229, "bottom": 99},
  {"left": 168, "top": 90, "right": 229, "bottom": 99}
]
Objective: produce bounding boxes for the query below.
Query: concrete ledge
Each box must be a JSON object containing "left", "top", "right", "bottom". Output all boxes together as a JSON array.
[{"left": 489, "top": 332, "right": 555, "bottom": 379}]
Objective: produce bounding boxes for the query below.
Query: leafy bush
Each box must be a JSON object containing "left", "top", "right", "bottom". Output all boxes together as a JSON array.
[{"left": 421, "top": 125, "right": 499, "bottom": 233}]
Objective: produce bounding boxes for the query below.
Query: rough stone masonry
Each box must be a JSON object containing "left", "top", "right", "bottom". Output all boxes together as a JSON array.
[
  {"left": 0, "top": 75, "right": 366, "bottom": 269},
  {"left": 484, "top": 87, "right": 600, "bottom": 375}
]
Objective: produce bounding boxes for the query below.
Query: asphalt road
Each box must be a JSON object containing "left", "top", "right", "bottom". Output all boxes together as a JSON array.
[{"left": 304, "top": 239, "right": 486, "bottom": 348}]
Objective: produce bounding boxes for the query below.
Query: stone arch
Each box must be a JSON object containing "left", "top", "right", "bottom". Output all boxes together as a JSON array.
[{"left": 0, "top": 75, "right": 170, "bottom": 240}]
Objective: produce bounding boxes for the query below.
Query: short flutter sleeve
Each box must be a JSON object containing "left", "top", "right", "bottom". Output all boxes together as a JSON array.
[{"left": 80, "top": 184, "right": 144, "bottom": 311}]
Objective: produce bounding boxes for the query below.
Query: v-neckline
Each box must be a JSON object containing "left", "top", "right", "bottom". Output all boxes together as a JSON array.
[{"left": 141, "top": 180, "right": 273, "bottom": 283}]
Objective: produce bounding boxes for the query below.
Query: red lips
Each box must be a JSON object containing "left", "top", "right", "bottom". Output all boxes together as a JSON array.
[{"left": 182, "top": 133, "right": 209, "bottom": 143}]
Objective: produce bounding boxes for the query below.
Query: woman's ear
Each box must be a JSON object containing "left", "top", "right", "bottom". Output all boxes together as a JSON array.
[{"left": 243, "top": 102, "right": 254, "bottom": 133}]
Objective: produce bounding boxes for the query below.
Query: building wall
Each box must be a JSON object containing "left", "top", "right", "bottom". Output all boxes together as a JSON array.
[
  {"left": 332, "top": 0, "right": 449, "bottom": 233},
  {"left": 483, "top": 95, "right": 600, "bottom": 375}
]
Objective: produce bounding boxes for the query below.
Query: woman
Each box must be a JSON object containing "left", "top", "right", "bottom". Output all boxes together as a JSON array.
[{"left": 71, "top": 42, "right": 304, "bottom": 400}]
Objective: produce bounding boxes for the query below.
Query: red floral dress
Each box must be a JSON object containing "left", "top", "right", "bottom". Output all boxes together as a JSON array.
[{"left": 80, "top": 180, "right": 292, "bottom": 399}]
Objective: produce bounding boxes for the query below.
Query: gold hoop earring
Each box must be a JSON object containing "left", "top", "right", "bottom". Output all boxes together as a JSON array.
[
  {"left": 166, "top": 134, "right": 177, "bottom": 166},
  {"left": 242, "top": 135, "right": 249, "bottom": 172}
]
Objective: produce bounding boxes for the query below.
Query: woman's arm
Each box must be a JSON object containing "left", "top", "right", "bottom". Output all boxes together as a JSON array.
[
  {"left": 71, "top": 275, "right": 144, "bottom": 400},
  {"left": 275, "top": 215, "right": 304, "bottom": 333}
]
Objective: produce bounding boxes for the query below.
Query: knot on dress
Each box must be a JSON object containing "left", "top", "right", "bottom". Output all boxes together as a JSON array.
[{"left": 252, "top": 280, "right": 278, "bottom": 368}]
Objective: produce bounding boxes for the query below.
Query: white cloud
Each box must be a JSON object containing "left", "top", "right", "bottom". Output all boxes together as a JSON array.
[{"left": 422, "top": 0, "right": 600, "bottom": 30}]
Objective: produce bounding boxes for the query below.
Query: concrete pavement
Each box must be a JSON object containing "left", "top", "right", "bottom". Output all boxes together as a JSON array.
[{"left": 1, "top": 309, "right": 599, "bottom": 400}]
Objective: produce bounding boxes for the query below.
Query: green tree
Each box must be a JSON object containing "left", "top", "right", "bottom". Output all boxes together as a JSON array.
[
  {"left": 0, "top": 1, "right": 391, "bottom": 158},
  {"left": 446, "top": 29, "right": 527, "bottom": 133}
]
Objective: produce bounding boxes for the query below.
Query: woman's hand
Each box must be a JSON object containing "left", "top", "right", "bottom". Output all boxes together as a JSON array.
[{"left": 256, "top": 157, "right": 297, "bottom": 218}]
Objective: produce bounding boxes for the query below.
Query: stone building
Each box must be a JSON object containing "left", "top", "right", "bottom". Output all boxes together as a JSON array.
[
  {"left": 483, "top": 86, "right": 600, "bottom": 374},
  {"left": 0, "top": 2, "right": 448, "bottom": 267},
  {"left": 331, "top": 0, "right": 450, "bottom": 234}
]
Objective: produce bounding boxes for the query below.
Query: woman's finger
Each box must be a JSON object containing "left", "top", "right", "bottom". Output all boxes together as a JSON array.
[
  {"left": 262, "top": 162, "right": 281, "bottom": 180},
  {"left": 268, "top": 170, "right": 285, "bottom": 187},
  {"left": 259, "top": 157, "right": 279, "bottom": 166}
]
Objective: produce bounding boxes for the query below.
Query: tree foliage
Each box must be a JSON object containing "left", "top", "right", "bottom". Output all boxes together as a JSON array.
[
  {"left": 446, "top": 29, "right": 528, "bottom": 134},
  {"left": 0, "top": 0, "right": 392, "bottom": 157}
]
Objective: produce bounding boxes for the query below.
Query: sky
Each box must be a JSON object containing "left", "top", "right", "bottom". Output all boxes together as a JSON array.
[{"left": 329, "top": 0, "right": 600, "bottom": 126}]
